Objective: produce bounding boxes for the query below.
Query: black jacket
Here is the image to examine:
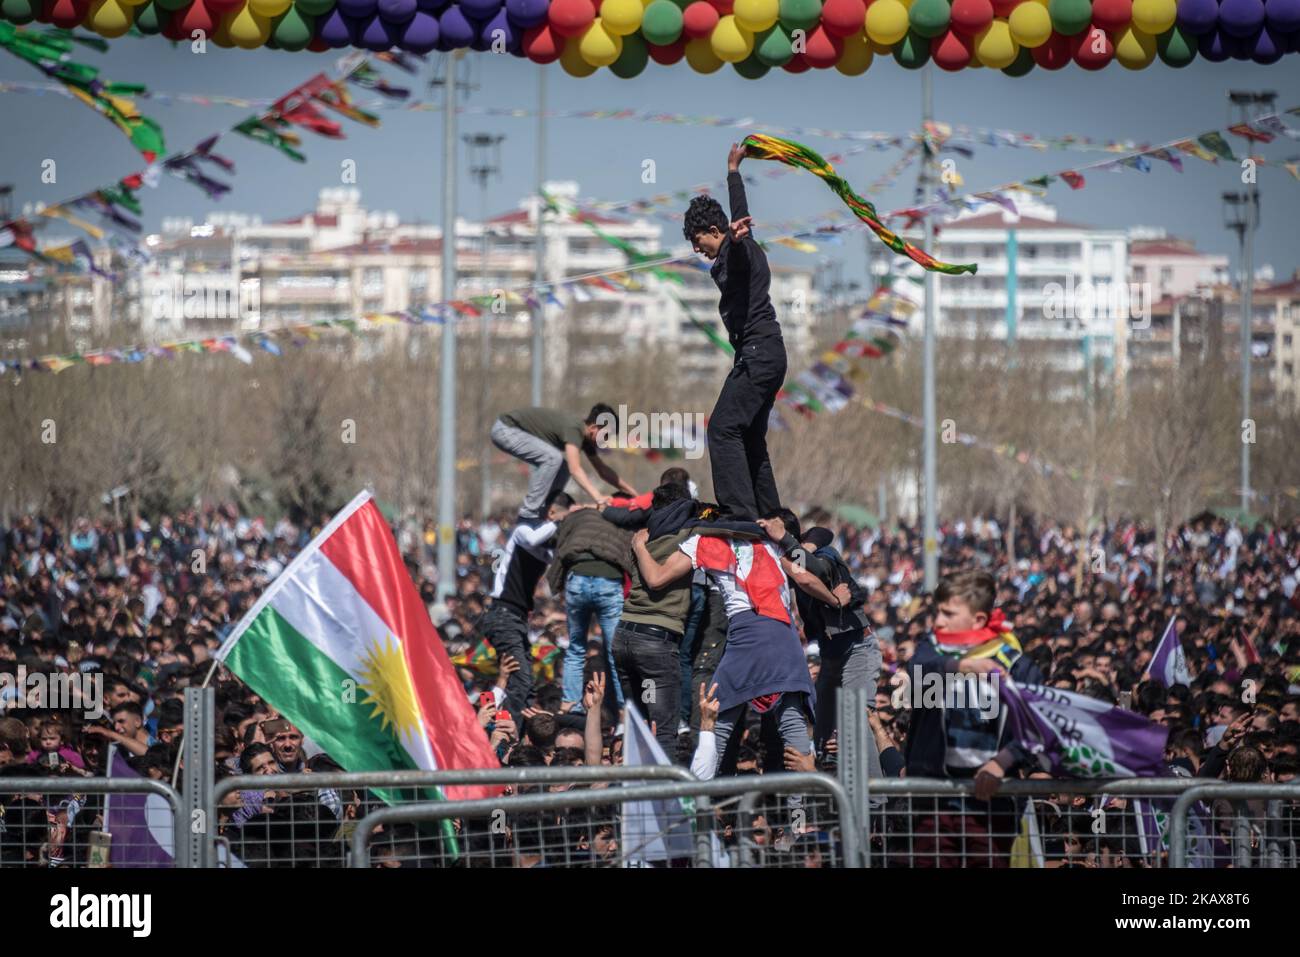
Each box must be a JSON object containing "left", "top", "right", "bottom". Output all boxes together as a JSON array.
[{"left": 710, "top": 172, "right": 781, "bottom": 352}]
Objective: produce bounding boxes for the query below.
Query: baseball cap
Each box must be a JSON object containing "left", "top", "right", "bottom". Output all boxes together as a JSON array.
[{"left": 802, "top": 527, "right": 835, "bottom": 550}]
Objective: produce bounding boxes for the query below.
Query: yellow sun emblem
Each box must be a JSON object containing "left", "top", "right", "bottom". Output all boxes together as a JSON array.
[{"left": 357, "top": 634, "right": 421, "bottom": 739}]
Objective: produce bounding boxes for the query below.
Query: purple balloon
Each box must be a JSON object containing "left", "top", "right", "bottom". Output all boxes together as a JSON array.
[
  {"left": 438, "top": 4, "right": 475, "bottom": 45},
  {"left": 473, "top": 7, "right": 519, "bottom": 50},
  {"left": 505, "top": 0, "right": 548, "bottom": 27},
  {"left": 1248, "top": 22, "right": 1285, "bottom": 57},
  {"left": 461, "top": 0, "right": 502, "bottom": 19},
  {"left": 398, "top": 9, "right": 440, "bottom": 49},
  {"left": 318, "top": 8, "right": 355, "bottom": 45},
  {"left": 1219, "top": 0, "right": 1267, "bottom": 36},
  {"left": 336, "top": 0, "right": 377, "bottom": 17},
  {"left": 1198, "top": 26, "right": 1231, "bottom": 57},
  {"left": 354, "top": 12, "right": 400, "bottom": 47},
  {"left": 1176, "top": 0, "right": 1219, "bottom": 34},
  {"left": 378, "top": 0, "right": 417, "bottom": 23},
  {"left": 1265, "top": 0, "right": 1300, "bottom": 31},
  {"left": 415, "top": 0, "right": 448, "bottom": 12}
]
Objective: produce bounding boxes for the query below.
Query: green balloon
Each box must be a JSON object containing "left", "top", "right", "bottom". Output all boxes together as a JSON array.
[
  {"left": 295, "top": 0, "right": 335, "bottom": 17},
  {"left": 266, "top": 34, "right": 282, "bottom": 49},
  {"left": 754, "top": 24, "right": 795, "bottom": 66},
  {"left": 0, "top": 0, "right": 39, "bottom": 24},
  {"left": 734, "top": 53, "right": 771, "bottom": 78},
  {"left": 153, "top": 0, "right": 192, "bottom": 12},
  {"left": 778, "top": 0, "right": 821, "bottom": 31},
  {"left": 1002, "top": 44, "right": 1036, "bottom": 75},
  {"left": 893, "top": 28, "right": 931, "bottom": 68},
  {"left": 1156, "top": 24, "right": 1197, "bottom": 67},
  {"left": 1048, "top": 0, "right": 1092, "bottom": 37},
  {"left": 610, "top": 32, "right": 649, "bottom": 77},
  {"left": 642, "top": 0, "right": 683, "bottom": 45},
  {"left": 273, "top": 7, "right": 314, "bottom": 50},
  {"left": 134, "top": 0, "right": 169, "bottom": 33},
  {"left": 909, "top": 0, "right": 950, "bottom": 39}
]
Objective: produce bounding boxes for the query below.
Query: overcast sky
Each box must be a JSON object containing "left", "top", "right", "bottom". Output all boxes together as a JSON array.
[{"left": 2, "top": 41, "right": 1298, "bottom": 283}]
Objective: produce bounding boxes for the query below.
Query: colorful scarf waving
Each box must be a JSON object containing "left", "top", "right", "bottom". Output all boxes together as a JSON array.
[{"left": 740, "top": 133, "right": 977, "bottom": 276}]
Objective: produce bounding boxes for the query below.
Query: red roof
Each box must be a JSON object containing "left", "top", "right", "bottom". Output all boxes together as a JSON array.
[
  {"left": 271, "top": 213, "right": 339, "bottom": 227},
  {"left": 1130, "top": 240, "right": 1211, "bottom": 257},
  {"left": 488, "top": 207, "right": 625, "bottom": 227},
  {"left": 330, "top": 238, "right": 443, "bottom": 255},
  {"left": 941, "top": 212, "right": 1096, "bottom": 231}
]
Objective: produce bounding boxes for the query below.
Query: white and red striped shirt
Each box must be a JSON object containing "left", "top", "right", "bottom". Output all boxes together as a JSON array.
[{"left": 679, "top": 534, "right": 791, "bottom": 623}]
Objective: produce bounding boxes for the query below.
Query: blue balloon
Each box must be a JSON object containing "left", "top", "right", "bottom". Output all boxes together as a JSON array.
[
  {"left": 378, "top": 0, "right": 417, "bottom": 24},
  {"left": 461, "top": 0, "right": 503, "bottom": 19},
  {"left": 336, "top": 0, "right": 377, "bottom": 18},
  {"left": 318, "top": 8, "right": 355, "bottom": 45},
  {"left": 399, "top": 9, "right": 441, "bottom": 49},
  {"left": 358, "top": 12, "right": 401, "bottom": 48},
  {"left": 439, "top": 4, "right": 476, "bottom": 45},
  {"left": 476, "top": 7, "right": 520, "bottom": 50},
  {"left": 1264, "top": 0, "right": 1300, "bottom": 32},
  {"left": 505, "top": 0, "right": 548, "bottom": 27},
  {"left": 1175, "top": 0, "right": 1219, "bottom": 34},
  {"left": 1249, "top": 22, "right": 1285, "bottom": 58}
]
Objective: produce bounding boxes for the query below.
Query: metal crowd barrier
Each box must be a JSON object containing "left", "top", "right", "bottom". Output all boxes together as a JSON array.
[
  {"left": 348, "top": 772, "right": 857, "bottom": 868},
  {"left": 207, "top": 765, "right": 699, "bottom": 868},
  {"left": 1169, "top": 783, "right": 1300, "bottom": 868},
  {"left": 860, "top": 777, "right": 1207, "bottom": 869},
  {"left": 0, "top": 776, "right": 184, "bottom": 868}
]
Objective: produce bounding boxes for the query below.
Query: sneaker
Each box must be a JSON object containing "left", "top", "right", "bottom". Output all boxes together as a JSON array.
[{"left": 677, "top": 720, "right": 690, "bottom": 736}]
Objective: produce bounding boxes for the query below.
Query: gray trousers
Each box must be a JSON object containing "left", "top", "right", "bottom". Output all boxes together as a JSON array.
[
  {"left": 712, "top": 692, "right": 812, "bottom": 776},
  {"left": 490, "top": 419, "right": 569, "bottom": 519},
  {"left": 815, "top": 634, "right": 883, "bottom": 780}
]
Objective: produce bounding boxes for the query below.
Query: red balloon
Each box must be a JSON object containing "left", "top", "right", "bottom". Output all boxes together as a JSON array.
[
  {"left": 991, "top": 0, "right": 1018, "bottom": 15},
  {"left": 821, "top": 0, "right": 867, "bottom": 37},
  {"left": 783, "top": 52, "right": 812, "bottom": 72},
  {"left": 44, "top": 0, "right": 87, "bottom": 28},
  {"left": 949, "top": 0, "right": 993, "bottom": 36},
  {"left": 161, "top": 8, "right": 189, "bottom": 39},
  {"left": 804, "top": 24, "right": 845, "bottom": 66},
  {"left": 1072, "top": 25, "right": 1114, "bottom": 68},
  {"left": 931, "top": 27, "right": 974, "bottom": 68},
  {"left": 173, "top": 0, "right": 217, "bottom": 38},
  {"left": 707, "top": 0, "right": 734, "bottom": 13},
  {"left": 307, "top": 36, "right": 330, "bottom": 52},
  {"left": 548, "top": 0, "right": 596, "bottom": 37},
  {"left": 1090, "top": 0, "right": 1132, "bottom": 32},
  {"left": 523, "top": 22, "right": 564, "bottom": 62},
  {"left": 647, "top": 37, "right": 688, "bottom": 64},
  {"left": 1031, "top": 30, "right": 1073, "bottom": 68},
  {"left": 682, "top": 0, "right": 719, "bottom": 37}
]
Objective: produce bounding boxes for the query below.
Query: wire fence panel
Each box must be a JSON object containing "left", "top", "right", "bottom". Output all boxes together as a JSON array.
[
  {"left": 349, "top": 773, "right": 857, "bottom": 868},
  {"left": 1169, "top": 783, "right": 1300, "bottom": 869},
  {"left": 0, "top": 777, "right": 183, "bottom": 869},
  {"left": 210, "top": 766, "right": 697, "bottom": 869}
]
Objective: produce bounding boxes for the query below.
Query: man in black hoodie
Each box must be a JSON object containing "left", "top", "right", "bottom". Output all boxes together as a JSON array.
[{"left": 683, "top": 143, "right": 786, "bottom": 523}]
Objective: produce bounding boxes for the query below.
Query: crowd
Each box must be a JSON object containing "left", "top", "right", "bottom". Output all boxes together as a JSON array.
[{"left": 0, "top": 495, "right": 1296, "bottom": 867}]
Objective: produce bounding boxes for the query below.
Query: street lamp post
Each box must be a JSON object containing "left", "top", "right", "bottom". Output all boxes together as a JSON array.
[
  {"left": 920, "top": 64, "right": 939, "bottom": 593},
  {"left": 435, "top": 53, "right": 460, "bottom": 601}
]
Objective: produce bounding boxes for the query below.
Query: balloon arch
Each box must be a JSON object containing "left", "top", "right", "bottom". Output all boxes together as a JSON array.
[{"left": 0, "top": 0, "right": 1295, "bottom": 75}]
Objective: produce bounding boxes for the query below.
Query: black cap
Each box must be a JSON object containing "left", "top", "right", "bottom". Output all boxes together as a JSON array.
[{"left": 803, "top": 527, "right": 835, "bottom": 550}]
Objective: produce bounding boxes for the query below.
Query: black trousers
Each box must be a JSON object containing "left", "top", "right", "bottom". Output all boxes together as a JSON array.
[
  {"left": 707, "top": 336, "right": 787, "bottom": 520},
  {"left": 480, "top": 604, "right": 532, "bottom": 714},
  {"left": 612, "top": 626, "right": 681, "bottom": 757}
]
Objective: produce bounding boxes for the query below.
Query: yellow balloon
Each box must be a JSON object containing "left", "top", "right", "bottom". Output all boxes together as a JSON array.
[
  {"left": 560, "top": 38, "right": 599, "bottom": 75},
  {"left": 975, "top": 19, "right": 1018, "bottom": 67},
  {"left": 579, "top": 18, "right": 623, "bottom": 65},
  {"left": 1008, "top": 0, "right": 1051, "bottom": 47},
  {"left": 249, "top": 0, "right": 291, "bottom": 16},
  {"left": 228, "top": 4, "right": 272, "bottom": 48},
  {"left": 865, "top": 0, "right": 908, "bottom": 45},
  {"left": 87, "top": 0, "right": 133, "bottom": 37},
  {"left": 685, "top": 36, "right": 724, "bottom": 72},
  {"left": 711, "top": 15, "right": 754, "bottom": 62},
  {"left": 212, "top": 14, "right": 236, "bottom": 47},
  {"left": 1114, "top": 24, "right": 1157, "bottom": 67},
  {"left": 836, "top": 29, "right": 873, "bottom": 75},
  {"left": 1131, "top": 0, "right": 1176, "bottom": 35},
  {"left": 734, "top": 0, "right": 779, "bottom": 33},
  {"left": 600, "top": 0, "right": 644, "bottom": 36}
]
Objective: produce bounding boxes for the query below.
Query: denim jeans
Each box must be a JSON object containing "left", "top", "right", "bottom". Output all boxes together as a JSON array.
[
  {"left": 612, "top": 627, "right": 681, "bottom": 757},
  {"left": 562, "top": 575, "right": 625, "bottom": 709},
  {"left": 814, "top": 632, "right": 883, "bottom": 779}
]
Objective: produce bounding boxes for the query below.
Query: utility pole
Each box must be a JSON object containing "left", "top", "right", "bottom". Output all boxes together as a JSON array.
[
  {"left": 920, "top": 65, "right": 938, "bottom": 592},
  {"left": 435, "top": 53, "right": 461, "bottom": 601},
  {"left": 464, "top": 131, "right": 504, "bottom": 521},
  {"left": 1223, "top": 87, "right": 1274, "bottom": 519},
  {"left": 531, "top": 67, "right": 546, "bottom": 406}
]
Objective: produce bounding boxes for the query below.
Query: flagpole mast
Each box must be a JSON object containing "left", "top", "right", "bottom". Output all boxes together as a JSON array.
[
  {"left": 531, "top": 66, "right": 546, "bottom": 407},
  {"left": 921, "top": 64, "right": 939, "bottom": 593},
  {"left": 436, "top": 53, "right": 460, "bottom": 601}
]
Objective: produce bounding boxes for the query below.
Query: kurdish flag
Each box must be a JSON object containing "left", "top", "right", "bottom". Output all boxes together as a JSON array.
[{"left": 216, "top": 490, "right": 499, "bottom": 801}]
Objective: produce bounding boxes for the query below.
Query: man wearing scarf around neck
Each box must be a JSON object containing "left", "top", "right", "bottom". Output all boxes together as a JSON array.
[{"left": 902, "top": 569, "right": 1043, "bottom": 867}]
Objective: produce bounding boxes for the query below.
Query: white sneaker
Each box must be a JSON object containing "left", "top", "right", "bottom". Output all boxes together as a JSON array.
[{"left": 677, "top": 721, "right": 690, "bottom": 735}]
